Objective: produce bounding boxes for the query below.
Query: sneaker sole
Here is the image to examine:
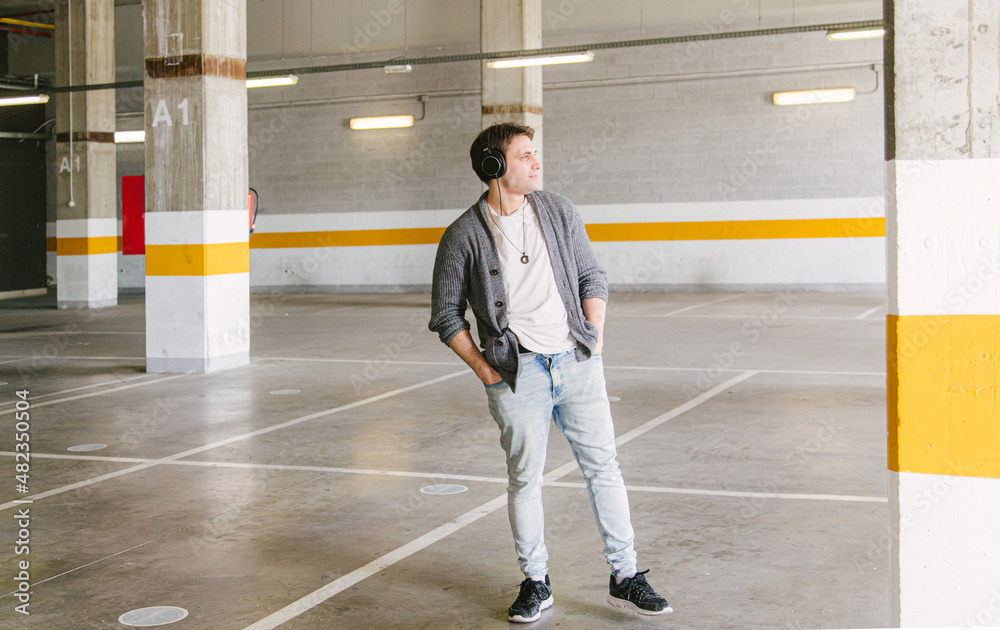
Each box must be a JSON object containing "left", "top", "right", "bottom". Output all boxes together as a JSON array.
[
  {"left": 508, "top": 594, "right": 553, "bottom": 623},
  {"left": 606, "top": 594, "right": 673, "bottom": 616}
]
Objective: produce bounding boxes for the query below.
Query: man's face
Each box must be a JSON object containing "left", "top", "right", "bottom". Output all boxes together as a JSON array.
[{"left": 499, "top": 134, "right": 541, "bottom": 195}]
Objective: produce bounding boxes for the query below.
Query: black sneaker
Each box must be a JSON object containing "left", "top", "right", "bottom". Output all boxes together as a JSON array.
[
  {"left": 508, "top": 575, "right": 553, "bottom": 623},
  {"left": 607, "top": 570, "right": 672, "bottom": 615}
]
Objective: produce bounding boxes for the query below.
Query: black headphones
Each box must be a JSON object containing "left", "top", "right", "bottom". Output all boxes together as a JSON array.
[{"left": 479, "top": 124, "right": 506, "bottom": 180}]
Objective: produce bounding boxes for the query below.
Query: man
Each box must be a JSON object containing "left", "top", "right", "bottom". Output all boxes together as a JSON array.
[{"left": 429, "top": 122, "right": 671, "bottom": 623}]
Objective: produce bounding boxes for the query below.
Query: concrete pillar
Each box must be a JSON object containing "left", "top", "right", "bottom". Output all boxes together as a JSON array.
[
  {"left": 54, "top": 0, "right": 117, "bottom": 309},
  {"left": 481, "top": 0, "right": 543, "bottom": 187},
  {"left": 885, "top": 1, "right": 1000, "bottom": 626},
  {"left": 143, "top": 0, "right": 249, "bottom": 373}
]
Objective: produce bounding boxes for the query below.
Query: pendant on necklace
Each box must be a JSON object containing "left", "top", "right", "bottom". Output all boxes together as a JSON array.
[{"left": 520, "top": 254, "right": 529, "bottom": 264}]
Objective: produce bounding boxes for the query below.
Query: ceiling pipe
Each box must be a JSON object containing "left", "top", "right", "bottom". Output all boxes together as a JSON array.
[
  {"left": 6, "top": 19, "right": 885, "bottom": 96},
  {"left": 0, "top": 25, "right": 52, "bottom": 38}
]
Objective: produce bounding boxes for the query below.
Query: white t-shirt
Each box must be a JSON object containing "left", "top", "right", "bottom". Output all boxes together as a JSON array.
[{"left": 486, "top": 199, "right": 576, "bottom": 353}]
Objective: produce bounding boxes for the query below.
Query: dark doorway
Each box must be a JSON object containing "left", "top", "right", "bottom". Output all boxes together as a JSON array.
[{"left": 0, "top": 102, "right": 48, "bottom": 294}]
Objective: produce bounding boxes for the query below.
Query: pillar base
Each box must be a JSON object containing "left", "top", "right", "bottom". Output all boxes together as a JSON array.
[
  {"left": 145, "top": 257, "right": 250, "bottom": 375},
  {"left": 58, "top": 298, "right": 117, "bottom": 309},
  {"left": 891, "top": 470, "right": 1000, "bottom": 627},
  {"left": 146, "top": 352, "right": 249, "bottom": 374}
]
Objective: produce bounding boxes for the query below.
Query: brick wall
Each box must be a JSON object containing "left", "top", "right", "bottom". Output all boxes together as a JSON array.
[
  {"left": 237, "top": 31, "right": 883, "bottom": 215},
  {"left": 112, "top": 5, "right": 887, "bottom": 291}
]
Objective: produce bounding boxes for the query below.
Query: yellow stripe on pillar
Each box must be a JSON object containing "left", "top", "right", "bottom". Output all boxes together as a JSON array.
[
  {"left": 145, "top": 242, "right": 249, "bottom": 276},
  {"left": 56, "top": 236, "right": 119, "bottom": 256},
  {"left": 888, "top": 314, "right": 1000, "bottom": 479}
]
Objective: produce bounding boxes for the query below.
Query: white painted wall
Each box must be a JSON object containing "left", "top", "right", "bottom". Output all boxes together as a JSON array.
[{"left": 220, "top": 198, "right": 883, "bottom": 293}]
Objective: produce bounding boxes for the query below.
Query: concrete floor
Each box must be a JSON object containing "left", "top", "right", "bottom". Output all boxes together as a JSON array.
[{"left": 0, "top": 291, "right": 889, "bottom": 629}]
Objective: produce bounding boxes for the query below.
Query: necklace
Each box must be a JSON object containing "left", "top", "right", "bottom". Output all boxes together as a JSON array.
[{"left": 489, "top": 200, "right": 529, "bottom": 264}]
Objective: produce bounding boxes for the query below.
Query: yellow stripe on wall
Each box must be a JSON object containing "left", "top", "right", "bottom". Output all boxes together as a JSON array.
[
  {"left": 246, "top": 218, "right": 885, "bottom": 249},
  {"left": 56, "top": 237, "right": 119, "bottom": 256},
  {"left": 145, "top": 242, "right": 249, "bottom": 276},
  {"left": 48, "top": 219, "right": 884, "bottom": 255},
  {"left": 888, "top": 314, "right": 1000, "bottom": 479},
  {"left": 250, "top": 227, "right": 447, "bottom": 249},
  {"left": 585, "top": 218, "right": 885, "bottom": 242}
]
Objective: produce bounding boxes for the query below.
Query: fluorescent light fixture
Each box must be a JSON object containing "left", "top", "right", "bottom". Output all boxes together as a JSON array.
[
  {"left": 0, "top": 94, "right": 49, "bottom": 107},
  {"left": 384, "top": 64, "right": 413, "bottom": 74},
  {"left": 772, "top": 87, "right": 856, "bottom": 106},
  {"left": 114, "top": 130, "right": 145, "bottom": 143},
  {"left": 827, "top": 27, "right": 886, "bottom": 41},
  {"left": 349, "top": 115, "right": 415, "bottom": 130},
  {"left": 246, "top": 75, "right": 299, "bottom": 88},
  {"left": 487, "top": 51, "right": 594, "bottom": 69}
]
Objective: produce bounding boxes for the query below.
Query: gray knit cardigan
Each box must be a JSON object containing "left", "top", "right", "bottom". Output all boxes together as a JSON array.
[{"left": 428, "top": 190, "right": 608, "bottom": 391}]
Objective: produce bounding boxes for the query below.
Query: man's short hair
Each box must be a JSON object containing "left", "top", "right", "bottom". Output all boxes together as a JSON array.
[{"left": 470, "top": 122, "right": 535, "bottom": 183}]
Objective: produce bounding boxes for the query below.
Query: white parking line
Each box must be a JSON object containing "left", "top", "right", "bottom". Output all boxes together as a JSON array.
[
  {"left": 855, "top": 304, "right": 884, "bottom": 320},
  {"left": 0, "top": 452, "right": 148, "bottom": 464},
  {"left": 242, "top": 494, "right": 509, "bottom": 630},
  {"left": 0, "top": 372, "right": 161, "bottom": 410},
  {"left": 0, "top": 330, "right": 144, "bottom": 338},
  {"left": 661, "top": 293, "right": 745, "bottom": 317},
  {"left": 621, "top": 314, "right": 881, "bottom": 321},
  {"left": 606, "top": 366, "right": 885, "bottom": 377},
  {"left": 240, "top": 370, "right": 759, "bottom": 630},
  {"left": 614, "top": 370, "right": 758, "bottom": 446},
  {"left": 263, "top": 357, "right": 462, "bottom": 366},
  {"left": 0, "top": 539, "right": 157, "bottom": 599},
  {"left": 0, "top": 373, "right": 188, "bottom": 417},
  {"left": 0, "top": 355, "right": 146, "bottom": 361},
  {"left": 0, "top": 452, "right": 887, "bottom": 504},
  {"left": 268, "top": 361, "right": 885, "bottom": 378},
  {"left": 0, "top": 370, "right": 467, "bottom": 512},
  {"left": 546, "top": 481, "right": 887, "bottom": 503},
  {"left": 166, "top": 459, "right": 510, "bottom": 485}
]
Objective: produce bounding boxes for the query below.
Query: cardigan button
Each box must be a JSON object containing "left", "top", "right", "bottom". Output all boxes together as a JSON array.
[
  {"left": 495, "top": 339, "right": 504, "bottom": 346},
  {"left": 490, "top": 269, "right": 499, "bottom": 275},
  {"left": 495, "top": 301, "right": 503, "bottom": 308}
]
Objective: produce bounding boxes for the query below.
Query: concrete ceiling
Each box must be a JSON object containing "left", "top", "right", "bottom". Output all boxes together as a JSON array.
[
  {"left": 0, "top": 1, "right": 53, "bottom": 12},
  {"left": 3, "top": 0, "right": 882, "bottom": 77}
]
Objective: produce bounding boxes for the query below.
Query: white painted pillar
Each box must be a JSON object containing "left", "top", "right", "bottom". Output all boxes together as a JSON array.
[
  {"left": 143, "top": 0, "right": 249, "bottom": 373},
  {"left": 481, "top": 0, "right": 543, "bottom": 187},
  {"left": 885, "top": 1, "right": 1000, "bottom": 626},
  {"left": 54, "top": 0, "right": 117, "bottom": 309}
]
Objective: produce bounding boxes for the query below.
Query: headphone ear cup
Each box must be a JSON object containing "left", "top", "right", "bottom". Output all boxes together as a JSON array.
[
  {"left": 479, "top": 125, "right": 506, "bottom": 179},
  {"left": 481, "top": 149, "right": 506, "bottom": 179}
]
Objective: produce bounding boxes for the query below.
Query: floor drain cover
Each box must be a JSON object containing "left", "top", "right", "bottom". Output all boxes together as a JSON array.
[
  {"left": 67, "top": 444, "right": 107, "bottom": 452},
  {"left": 270, "top": 389, "right": 301, "bottom": 395},
  {"left": 420, "top": 484, "right": 468, "bottom": 495},
  {"left": 118, "top": 606, "right": 189, "bottom": 626}
]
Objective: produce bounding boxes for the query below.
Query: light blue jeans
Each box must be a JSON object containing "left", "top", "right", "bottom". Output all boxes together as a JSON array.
[{"left": 485, "top": 350, "right": 638, "bottom": 580}]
